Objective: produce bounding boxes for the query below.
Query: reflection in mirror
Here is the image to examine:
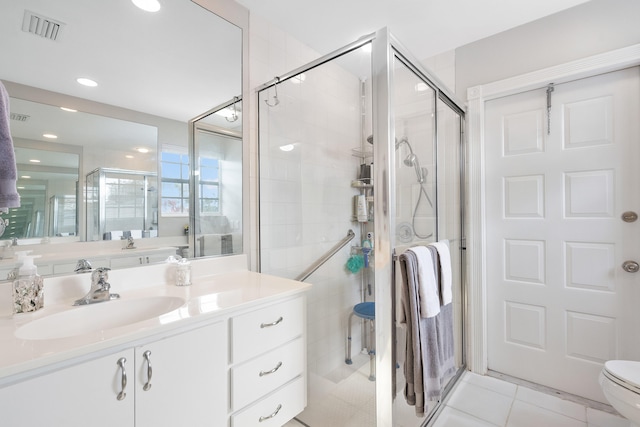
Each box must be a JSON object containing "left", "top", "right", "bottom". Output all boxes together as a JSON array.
[
  {"left": 190, "top": 98, "right": 243, "bottom": 258},
  {"left": 12, "top": 144, "right": 79, "bottom": 240},
  {"left": 0, "top": 0, "right": 245, "bottom": 277},
  {"left": 6, "top": 98, "right": 159, "bottom": 243},
  {"left": 86, "top": 168, "right": 158, "bottom": 242}
]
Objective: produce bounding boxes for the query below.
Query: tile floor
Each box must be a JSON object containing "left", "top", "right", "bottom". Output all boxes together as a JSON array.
[
  {"left": 430, "top": 372, "right": 629, "bottom": 427},
  {"left": 285, "top": 370, "right": 631, "bottom": 427},
  {"left": 284, "top": 354, "right": 376, "bottom": 427}
]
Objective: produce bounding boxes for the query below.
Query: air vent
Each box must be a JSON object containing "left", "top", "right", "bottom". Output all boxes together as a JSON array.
[
  {"left": 10, "top": 113, "right": 30, "bottom": 122},
  {"left": 22, "top": 10, "right": 64, "bottom": 41}
]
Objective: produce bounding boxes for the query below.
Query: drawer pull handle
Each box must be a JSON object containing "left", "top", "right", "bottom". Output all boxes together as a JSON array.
[
  {"left": 259, "top": 404, "right": 282, "bottom": 422},
  {"left": 116, "top": 357, "right": 128, "bottom": 401},
  {"left": 260, "top": 316, "right": 283, "bottom": 328},
  {"left": 143, "top": 350, "right": 153, "bottom": 391},
  {"left": 259, "top": 361, "right": 283, "bottom": 377}
]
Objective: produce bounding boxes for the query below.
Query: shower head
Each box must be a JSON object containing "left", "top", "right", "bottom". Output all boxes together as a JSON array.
[
  {"left": 397, "top": 138, "right": 426, "bottom": 183},
  {"left": 403, "top": 153, "right": 417, "bottom": 167},
  {"left": 366, "top": 135, "right": 427, "bottom": 183}
]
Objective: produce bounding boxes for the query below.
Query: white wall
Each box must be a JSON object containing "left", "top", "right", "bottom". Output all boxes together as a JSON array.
[{"left": 455, "top": 0, "right": 640, "bottom": 99}]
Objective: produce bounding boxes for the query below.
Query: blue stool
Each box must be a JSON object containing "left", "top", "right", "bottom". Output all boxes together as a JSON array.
[{"left": 345, "top": 301, "right": 375, "bottom": 381}]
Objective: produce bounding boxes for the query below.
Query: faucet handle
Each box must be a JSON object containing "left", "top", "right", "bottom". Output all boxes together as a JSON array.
[{"left": 91, "top": 267, "right": 111, "bottom": 284}]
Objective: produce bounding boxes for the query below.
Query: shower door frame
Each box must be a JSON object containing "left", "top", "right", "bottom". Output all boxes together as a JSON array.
[{"left": 372, "top": 28, "right": 467, "bottom": 426}]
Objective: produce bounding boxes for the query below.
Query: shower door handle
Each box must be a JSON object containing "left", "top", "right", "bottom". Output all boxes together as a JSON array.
[{"left": 622, "top": 261, "right": 639, "bottom": 273}]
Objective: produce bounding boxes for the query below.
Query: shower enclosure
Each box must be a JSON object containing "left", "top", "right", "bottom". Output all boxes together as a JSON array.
[
  {"left": 258, "top": 28, "right": 465, "bottom": 427},
  {"left": 85, "top": 168, "right": 158, "bottom": 241}
]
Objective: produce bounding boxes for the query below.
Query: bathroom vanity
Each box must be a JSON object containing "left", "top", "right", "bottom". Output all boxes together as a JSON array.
[{"left": 0, "top": 254, "right": 310, "bottom": 426}]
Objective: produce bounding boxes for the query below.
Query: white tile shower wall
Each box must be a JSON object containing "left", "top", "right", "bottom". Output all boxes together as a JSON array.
[{"left": 251, "top": 14, "right": 370, "bottom": 376}]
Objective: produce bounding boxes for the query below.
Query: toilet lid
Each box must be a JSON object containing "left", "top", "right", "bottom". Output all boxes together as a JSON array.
[{"left": 604, "top": 360, "right": 640, "bottom": 391}]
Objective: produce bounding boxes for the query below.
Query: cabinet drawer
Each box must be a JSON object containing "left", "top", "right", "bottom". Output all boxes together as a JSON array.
[
  {"left": 230, "top": 376, "right": 305, "bottom": 427},
  {"left": 231, "top": 297, "right": 304, "bottom": 362},
  {"left": 231, "top": 337, "right": 304, "bottom": 411}
]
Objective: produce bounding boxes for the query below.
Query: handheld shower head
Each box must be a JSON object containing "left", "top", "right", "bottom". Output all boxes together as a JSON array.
[
  {"left": 396, "top": 138, "right": 425, "bottom": 183},
  {"left": 404, "top": 153, "right": 416, "bottom": 167},
  {"left": 366, "top": 135, "right": 427, "bottom": 183}
]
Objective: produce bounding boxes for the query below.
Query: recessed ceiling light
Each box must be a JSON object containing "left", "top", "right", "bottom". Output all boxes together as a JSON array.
[
  {"left": 132, "top": 0, "right": 161, "bottom": 12},
  {"left": 136, "top": 147, "right": 150, "bottom": 153},
  {"left": 415, "top": 82, "right": 429, "bottom": 92},
  {"left": 60, "top": 107, "right": 77, "bottom": 112},
  {"left": 21, "top": 176, "right": 31, "bottom": 179},
  {"left": 29, "top": 159, "right": 41, "bottom": 163},
  {"left": 279, "top": 144, "right": 295, "bottom": 152},
  {"left": 125, "top": 155, "right": 134, "bottom": 159},
  {"left": 43, "top": 133, "right": 58, "bottom": 139},
  {"left": 77, "top": 77, "right": 98, "bottom": 87}
]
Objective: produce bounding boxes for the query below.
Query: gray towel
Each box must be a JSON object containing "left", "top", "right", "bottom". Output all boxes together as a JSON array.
[
  {"left": 0, "top": 81, "right": 20, "bottom": 210},
  {"left": 399, "top": 250, "right": 456, "bottom": 416}
]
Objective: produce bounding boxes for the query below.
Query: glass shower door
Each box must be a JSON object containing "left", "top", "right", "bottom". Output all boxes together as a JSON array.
[
  {"left": 390, "top": 53, "right": 465, "bottom": 426},
  {"left": 259, "top": 42, "right": 376, "bottom": 426}
]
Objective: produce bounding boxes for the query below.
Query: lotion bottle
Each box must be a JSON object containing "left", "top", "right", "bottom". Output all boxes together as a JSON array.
[{"left": 13, "top": 255, "right": 44, "bottom": 314}]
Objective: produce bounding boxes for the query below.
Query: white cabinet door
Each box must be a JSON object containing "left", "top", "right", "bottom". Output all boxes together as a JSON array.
[
  {"left": 135, "top": 321, "right": 228, "bottom": 427},
  {"left": 0, "top": 349, "right": 135, "bottom": 427}
]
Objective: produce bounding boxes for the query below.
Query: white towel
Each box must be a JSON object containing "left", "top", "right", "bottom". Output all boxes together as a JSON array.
[
  {"left": 407, "top": 246, "right": 440, "bottom": 318},
  {"left": 430, "top": 240, "right": 452, "bottom": 305}
]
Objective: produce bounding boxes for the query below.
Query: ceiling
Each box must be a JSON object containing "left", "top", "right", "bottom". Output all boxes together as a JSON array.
[
  {"left": 0, "top": 0, "right": 242, "bottom": 123},
  {"left": 236, "top": 0, "right": 591, "bottom": 61}
]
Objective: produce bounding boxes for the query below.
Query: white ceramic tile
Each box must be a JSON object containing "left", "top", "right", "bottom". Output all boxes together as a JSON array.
[
  {"left": 343, "top": 407, "right": 376, "bottom": 427},
  {"left": 516, "top": 386, "right": 586, "bottom": 421},
  {"left": 331, "top": 370, "right": 375, "bottom": 407},
  {"left": 507, "top": 400, "right": 587, "bottom": 427},
  {"left": 464, "top": 372, "right": 518, "bottom": 398},
  {"left": 586, "top": 407, "right": 631, "bottom": 427},
  {"left": 432, "top": 406, "right": 500, "bottom": 427},
  {"left": 296, "top": 394, "right": 359, "bottom": 426},
  {"left": 447, "top": 381, "right": 514, "bottom": 426}
]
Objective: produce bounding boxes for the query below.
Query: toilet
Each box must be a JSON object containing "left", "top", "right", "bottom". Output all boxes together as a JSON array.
[{"left": 600, "top": 360, "right": 640, "bottom": 426}]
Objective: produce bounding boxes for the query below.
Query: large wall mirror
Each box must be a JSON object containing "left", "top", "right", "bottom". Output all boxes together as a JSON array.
[{"left": 0, "top": 0, "right": 247, "bottom": 278}]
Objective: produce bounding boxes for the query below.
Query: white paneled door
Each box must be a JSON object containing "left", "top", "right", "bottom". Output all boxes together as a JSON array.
[{"left": 485, "top": 67, "right": 640, "bottom": 402}]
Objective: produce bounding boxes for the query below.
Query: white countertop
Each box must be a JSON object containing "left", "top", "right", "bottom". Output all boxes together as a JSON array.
[{"left": 0, "top": 257, "right": 311, "bottom": 383}]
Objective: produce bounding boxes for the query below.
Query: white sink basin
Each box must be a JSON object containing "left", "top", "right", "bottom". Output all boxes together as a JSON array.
[{"left": 16, "top": 296, "right": 186, "bottom": 340}]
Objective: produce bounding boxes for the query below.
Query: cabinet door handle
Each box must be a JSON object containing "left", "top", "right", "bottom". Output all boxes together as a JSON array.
[
  {"left": 260, "top": 316, "right": 283, "bottom": 328},
  {"left": 143, "top": 350, "right": 153, "bottom": 391},
  {"left": 258, "top": 404, "right": 282, "bottom": 422},
  {"left": 117, "top": 357, "right": 127, "bottom": 401},
  {"left": 259, "top": 361, "right": 282, "bottom": 377}
]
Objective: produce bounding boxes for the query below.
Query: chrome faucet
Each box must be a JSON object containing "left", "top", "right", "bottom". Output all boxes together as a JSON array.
[
  {"left": 74, "top": 258, "right": 93, "bottom": 273},
  {"left": 73, "top": 267, "right": 120, "bottom": 306},
  {"left": 122, "top": 236, "right": 136, "bottom": 250}
]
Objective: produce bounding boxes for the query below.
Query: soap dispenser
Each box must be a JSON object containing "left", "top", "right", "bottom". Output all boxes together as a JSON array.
[{"left": 13, "top": 254, "right": 44, "bottom": 314}]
